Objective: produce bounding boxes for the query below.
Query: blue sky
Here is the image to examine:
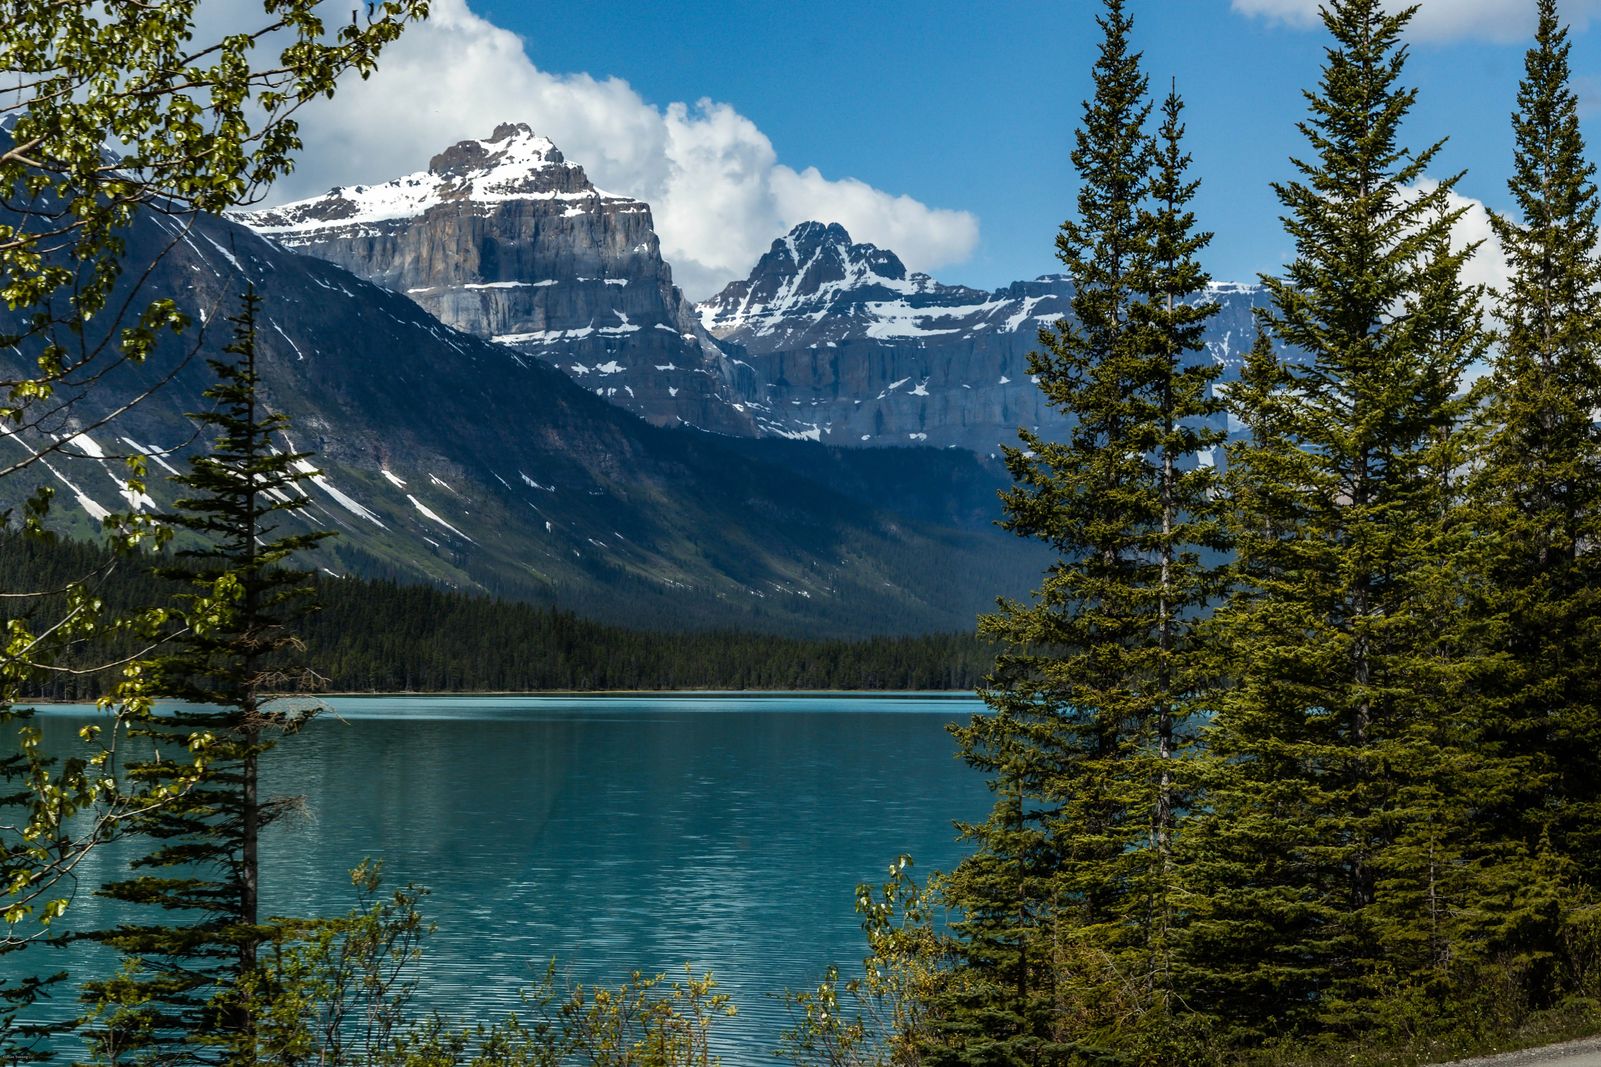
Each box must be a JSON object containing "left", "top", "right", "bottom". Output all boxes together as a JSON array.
[{"left": 277, "top": 0, "right": 1600, "bottom": 297}]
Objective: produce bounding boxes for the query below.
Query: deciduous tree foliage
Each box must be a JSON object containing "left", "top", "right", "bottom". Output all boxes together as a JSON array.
[
  {"left": 0, "top": 2, "right": 422, "bottom": 1051},
  {"left": 1, "top": 0, "right": 426, "bottom": 470}
]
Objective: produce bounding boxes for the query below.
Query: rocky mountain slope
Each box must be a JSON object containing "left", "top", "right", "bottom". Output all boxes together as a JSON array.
[
  {"left": 234, "top": 124, "right": 760, "bottom": 435},
  {"left": 0, "top": 202, "right": 1044, "bottom": 636},
  {"left": 700, "top": 222, "right": 1268, "bottom": 453},
  {"left": 236, "top": 131, "right": 1266, "bottom": 456}
]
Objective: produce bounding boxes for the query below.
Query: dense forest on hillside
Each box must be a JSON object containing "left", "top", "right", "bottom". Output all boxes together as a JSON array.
[{"left": 0, "top": 532, "right": 994, "bottom": 699}]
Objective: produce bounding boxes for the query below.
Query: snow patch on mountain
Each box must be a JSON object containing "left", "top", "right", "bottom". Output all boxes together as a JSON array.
[
  {"left": 406, "top": 494, "right": 473, "bottom": 542},
  {"left": 291, "top": 457, "right": 386, "bottom": 528},
  {"left": 238, "top": 124, "right": 633, "bottom": 236}
]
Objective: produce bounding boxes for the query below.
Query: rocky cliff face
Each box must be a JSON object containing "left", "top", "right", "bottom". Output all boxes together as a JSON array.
[
  {"left": 234, "top": 124, "right": 759, "bottom": 435},
  {"left": 700, "top": 222, "right": 1268, "bottom": 454},
  {"left": 238, "top": 133, "right": 1268, "bottom": 455}
]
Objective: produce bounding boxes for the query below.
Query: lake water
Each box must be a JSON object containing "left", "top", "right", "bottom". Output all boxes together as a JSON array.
[{"left": 25, "top": 693, "right": 991, "bottom": 1063}]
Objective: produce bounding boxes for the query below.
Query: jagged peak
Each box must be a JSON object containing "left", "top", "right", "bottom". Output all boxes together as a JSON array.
[
  {"left": 782, "top": 220, "right": 852, "bottom": 254},
  {"left": 234, "top": 124, "right": 629, "bottom": 235},
  {"left": 699, "top": 222, "right": 939, "bottom": 337},
  {"left": 428, "top": 123, "right": 566, "bottom": 179},
  {"left": 772, "top": 221, "right": 908, "bottom": 282}
]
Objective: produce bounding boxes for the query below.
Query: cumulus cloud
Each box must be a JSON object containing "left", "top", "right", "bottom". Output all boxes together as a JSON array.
[
  {"left": 1419, "top": 182, "right": 1513, "bottom": 381},
  {"left": 1232, "top": 0, "right": 1601, "bottom": 42},
  {"left": 247, "top": 0, "right": 978, "bottom": 298},
  {"left": 1448, "top": 191, "right": 1511, "bottom": 296},
  {"left": 1391, "top": 180, "right": 1509, "bottom": 385},
  {"left": 1401, "top": 180, "right": 1512, "bottom": 295}
]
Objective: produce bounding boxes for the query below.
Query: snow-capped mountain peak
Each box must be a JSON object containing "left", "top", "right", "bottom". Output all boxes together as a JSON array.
[
  {"left": 232, "top": 126, "right": 759, "bottom": 435},
  {"left": 698, "top": 222, "right": 946, "bottom": 339},
  {"left": 777, "top": 220, "right": 908, "bottom": 284},
  {"left": 236, "top": 123, "right": 620, "bottom": 236},
  {"left": 695, "top": 222, "right": 1270, "bottom": 452},
  {"left": 428, "top": 122, "right": 565, "bottom": 179}
]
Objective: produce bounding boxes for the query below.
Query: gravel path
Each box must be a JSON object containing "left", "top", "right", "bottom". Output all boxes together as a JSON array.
[{"left": 1438, "top": 1036, "right": 1601, "bottom": 1067}]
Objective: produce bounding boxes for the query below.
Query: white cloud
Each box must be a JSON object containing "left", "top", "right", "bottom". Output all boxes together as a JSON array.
[
  {"left": 1233, "top": 0, "right": 1601, "bottom": 42},
  {"left": 250, "top": 0, "right": 978, "bottom": 298},
  {"left": 1440, "top": 187, "right": 1510, "bottom": 296},
  {"left": 1427, "top": 183, "right": 1511, "bottom": 383},
  {"left": 1399, "top": 179, "right": 1511, "bottom": 294}
]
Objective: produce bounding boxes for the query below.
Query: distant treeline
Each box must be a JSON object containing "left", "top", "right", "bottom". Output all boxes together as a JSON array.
[{"left": 0, "top": 532, "right": 992, "bottom": 699}]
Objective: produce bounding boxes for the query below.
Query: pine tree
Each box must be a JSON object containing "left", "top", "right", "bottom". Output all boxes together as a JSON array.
[
  {"left": 1475, "top": 0, "right": 1601, "bottom": 894},
  {"left": 84, "top": 288, "right": 331, "bottom": 1064},
  {"left": 934, "top": 3, "right": 1225, "bottom": 1060},
  {"left": 1186, "top": 0, "right": 1511, "bottom": 1041}
]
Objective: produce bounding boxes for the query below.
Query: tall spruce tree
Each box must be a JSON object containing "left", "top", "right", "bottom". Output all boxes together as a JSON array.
[
  {"left": 84, "top": 289, "right": 330, "bottom": 1064},
  {"left": 1121, "top": 84, "right": 1231, "bottom": 1029},
  {"left": 1476, "top": 0, "right": 1601, "bottom": 894},
  {"left": 935, "top": 3, "right": 1225, "bottom": 1060},
  {"left": 1185, "top": 0, "right": 1517, "bottom": 1042}
]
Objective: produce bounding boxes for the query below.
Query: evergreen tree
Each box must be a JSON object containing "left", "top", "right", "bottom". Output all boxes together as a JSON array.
[
  {"left": 1186, "top": 0, "right": 1514, "bottom": 1041},
  {"left": 1118, "top": 83, "right": 1231, "bottom": 1034},
  {"left": 84, "top": 289, "right": 330, "bottom": 1064},
  {"left": 935, "top": 3, "right": 1225, "bottom": 1059},
  {"left": 1475, "top": 0, "right": 1601, "bottom": 893},
  {"left": 2, "top": 6, "right": 421, "bottom": 1038}
]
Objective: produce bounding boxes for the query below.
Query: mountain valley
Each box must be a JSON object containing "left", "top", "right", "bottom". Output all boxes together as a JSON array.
[{"left": 0, "top": 198, "right": 1042, "bottom": 636}]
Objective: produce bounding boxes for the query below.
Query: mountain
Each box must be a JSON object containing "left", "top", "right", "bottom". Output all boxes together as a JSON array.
[
  {"left": 699, "top": 221, "right": 1269, "bottom": 453},
  {"left": 233, "top": 123, "right": 761, "bottom": 436},
  {"left": 235, "top": 131, "right": 1267, "bottom": 456},
  {"left": 0, "top": 201, "right": 1046, "bottom": 637}
]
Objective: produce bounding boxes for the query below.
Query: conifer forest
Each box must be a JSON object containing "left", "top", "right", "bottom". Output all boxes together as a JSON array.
[{"left": 3, "top": 0, "right": 1601, "bottom": 1064}]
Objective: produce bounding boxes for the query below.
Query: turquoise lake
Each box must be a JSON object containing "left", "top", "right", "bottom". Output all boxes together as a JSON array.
[{"left": 26, "top": 693, "right": 991, "bottom": 1064}]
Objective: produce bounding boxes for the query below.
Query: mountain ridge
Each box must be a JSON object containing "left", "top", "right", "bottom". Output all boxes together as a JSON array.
[
  {"left": 1, "top": 193, "right": 1046, "bottom": 637},
  {"left": 234, "top": 128, "right": 1267, "bottom": 453},
  {"left": 699, "top": 221, "right": 1266, "bottom": 453}
]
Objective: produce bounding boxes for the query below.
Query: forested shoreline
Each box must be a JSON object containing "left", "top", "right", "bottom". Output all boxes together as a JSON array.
[
  {"left": 873, "top": 0, "right": 1601, "bottom": 1063},
  {"left": 0, "top": 532, "right": 995, "bottom": 699}
]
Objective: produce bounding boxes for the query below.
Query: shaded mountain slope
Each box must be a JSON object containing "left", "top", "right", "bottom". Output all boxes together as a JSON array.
[{"left": 0, "top": 201, "right": 1045, "bottom": 636}]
